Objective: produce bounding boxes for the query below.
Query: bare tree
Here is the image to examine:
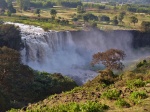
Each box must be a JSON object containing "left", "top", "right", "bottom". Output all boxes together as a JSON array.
[{"left": 91, "top": 49, "right": 126, "bottom": 70}]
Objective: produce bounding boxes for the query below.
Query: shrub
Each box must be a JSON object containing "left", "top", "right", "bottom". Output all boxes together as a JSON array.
[
  {"left": 80, "top": 101, "right": 109, "bottom": 112},
  {"left": 84, "top": 69, "right": 116, "bottom": 87},
  {"left": 112, "top": 19, "right": 118, "bottom": 25},
  {"left": 19, "top": 101, "right": 109, "bottom": 112},
  {"left": 115, "top": 99, "right": 130, "bottom": 108},
  {"left": 136, "top": 60, "right": 147, "bottom": 68},
  {"left": 99, "top": 15, "right": 110, "bottom": 22},
  {"left": 0, "top": 19, "right": 3, "bottom": 24},
  {"left": 129, "top": 91, "right": 147, "bottom": 104},
  {"left": 141, "top": 21, "right": 150, "bottom": 32},
  {"left": 146, "top": 80, "right": 150, "bottom": 83},
  {"left": 102, "top": 89, "right": 120, "bottom": 100},
  {"left": 126, "top": 79, "right": 146, "bottom": 89}
]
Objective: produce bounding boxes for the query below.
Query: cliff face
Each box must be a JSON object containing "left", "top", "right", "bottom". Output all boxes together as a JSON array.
[
  {"left": 70, "top": 30, "right": 150, "bottom": 49},
  {"left": 130, "top": 30, "right": 150, "bottom": 48}
]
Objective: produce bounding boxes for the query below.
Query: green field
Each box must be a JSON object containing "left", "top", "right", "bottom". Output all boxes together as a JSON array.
[{"left": 1, "top": 4, "right": 150, "bottom": 31}]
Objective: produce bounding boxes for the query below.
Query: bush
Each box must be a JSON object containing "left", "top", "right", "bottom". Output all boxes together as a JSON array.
[
  {"left": 102, "top": 89, "right": 120, "bottom": 100},
  {"left": 136, "top": 60, "right": 147, "bottom": 68},
  {"left": 99, "top": 15, "right": 110, "bottom": 22},
  {"left": 0, "top": 19, "right": 3, "bottom": 24},
  {"left": 112, "top": 19, "right": 118, "bottom": 25},
  {"left": 129, "top": 91, "right": 147, "bottom": 104},
  {"left": 80, "top": 101, "right": 109, "bottom": 112},
  {"left": 84, "top": 69, "right": 116, "bottom": 87},
  {"left": 126, "top": 79, "right": 146, "bottom": 89},
  {"left": 115, "top": 99, "right": 130, "bottom": 108},
  {"left": 21, "top": 101, "right": 109, "bottom": 112},
  {"left": 141, "top": 21, "right": 150, "bottom": 32}
]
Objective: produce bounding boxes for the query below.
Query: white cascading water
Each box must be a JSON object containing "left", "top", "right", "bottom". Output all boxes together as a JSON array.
[{"left": 6, "top": 22, "right": 149, "bottom": 85}]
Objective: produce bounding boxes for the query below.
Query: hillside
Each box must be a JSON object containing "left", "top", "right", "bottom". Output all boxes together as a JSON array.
[{"left": 9, "top": 59, "right": 150, "bottom": 112}]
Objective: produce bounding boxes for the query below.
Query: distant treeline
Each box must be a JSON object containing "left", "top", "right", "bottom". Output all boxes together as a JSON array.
[
  {"left": 81, "top": 0, "right": 150, "bottom": 4},
  {"left": 83, "top": 3, "right": 105, "bottom": 9},
  {"left": 30, "top": 0, "right": 82, "bottom": 8},
  {"left": 123, "top": 4, "right": 150, "bottom": 14},
  {"left": 30, "top": 1, "right": 54, "bottom": 8},
  {"left": 83, "top": 2, "right": 150, "bottom": 14}
]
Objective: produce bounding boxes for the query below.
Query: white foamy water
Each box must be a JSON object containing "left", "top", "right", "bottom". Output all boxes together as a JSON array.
[{"left": 6, "top": 22, "right": 150, "bottom": 85}]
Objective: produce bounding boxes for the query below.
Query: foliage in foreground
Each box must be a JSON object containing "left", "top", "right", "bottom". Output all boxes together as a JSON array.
[
  {"left": 126, "top": 79, "right": 146, "bottom": 89},
  {"left": 0, "top": 47, "right": 77, "bottom": 111},
  {"left": 115, "top": 99, "right": 130, "bottom": 108},
  {"left": 9, "top": 59, "right": 150, "bottom": 112},
  {"left": 9, "top": 101, "right": 109, "bottom": 112},
  {"left": 129, "top": 91, "right": 147, "bottom": 104},
  {"left": 102, "top": 89, "right": 121, "bottom": 100}
]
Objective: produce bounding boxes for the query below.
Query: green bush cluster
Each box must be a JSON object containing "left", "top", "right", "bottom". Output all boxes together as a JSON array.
[
  {"left": 129, "top": 91, "right": 147, "bottom": 104},
  {"left": 102, "top": 89, "right": 120, "bottom": 100},
  {"left": 17, "top": 101, "right": 109, "bottom": 112},
  {"left": 115, "top": 99, "right": 130, "bottom": 108},
  {"left": 126, "top": 79, "right": 146, "bottom": 89}
]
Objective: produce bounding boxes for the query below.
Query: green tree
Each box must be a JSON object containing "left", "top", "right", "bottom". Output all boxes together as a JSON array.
[
  {"left": 84, "top": 13, "right": 98, "bottom": 21},
  {"left": 91, "top": 49, "right": 125, "bottom": 70},
  {"left": 17, "top": 0, "right": 24, "bottom": 10},
  {"left": 118, "top": 12, "right": 126, "bottom": 24},
  {"left": 112, "top": 16, "right": 118, "bottom": 25},
  {"left": 35, "top": 8, "right": 41, "bottom": 17},
  {"left": 83, "top": 14, "right": 89, "bottom": 22},
  {"left": 50, "top": 9, "right": 57, "bottom": 19},
  {"left": 8, "top": 4, "right": 16, "bottom": 13},
  {"left": 0, "top": 20, "right": 3, "bottom": 24},
  {"left": 23, "top": 0, "right": 30, "bottom": 10},
  {"left": 17, "top": 0, "right": 30, "bottom": 10},
  {"left": 0, "top": 9, "right": 5, "bottom": 15},
  {"left": 99, "top": 15, "right": 110, "bottom": 22},
  {"left": 141, "top": 21, "right": 150, "bottom": 32},
  {"left": 77, "top": 5, "right": 85, "bottom": 13},
  {"left": 72, "top": 17, "right": 78, "bottom": 22},
  {"left": 6, "top": 0, "right": 12, "bottom": 6},
  {"left": 7, "top": 10, "right": 11, "bottom": 16},
  {"left": 130, "top": 16, "right": 138, "bottom": 26}
]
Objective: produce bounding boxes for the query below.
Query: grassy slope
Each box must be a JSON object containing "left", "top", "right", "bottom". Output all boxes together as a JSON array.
[{"left": 10, "top": 59, "right": 150, "bottom": 112}]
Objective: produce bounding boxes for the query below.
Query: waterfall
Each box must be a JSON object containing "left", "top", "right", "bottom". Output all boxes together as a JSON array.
[{"left": 6, "top": 22, "right": 150, "bottom": 85}]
